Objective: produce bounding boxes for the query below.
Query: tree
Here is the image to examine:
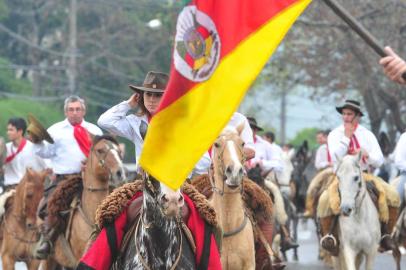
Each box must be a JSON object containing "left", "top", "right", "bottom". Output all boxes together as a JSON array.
[{"left": 257, "top": 0, "right": 406, "bottom": 144}]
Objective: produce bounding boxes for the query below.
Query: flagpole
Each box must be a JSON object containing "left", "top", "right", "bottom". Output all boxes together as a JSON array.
[{"left": 321, "top": 0, "right": 406, "bottom": 81}]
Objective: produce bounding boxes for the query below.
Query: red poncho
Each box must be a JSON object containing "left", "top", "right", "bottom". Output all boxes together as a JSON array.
[{"left": 77, "top": 193, "right": 221, "bottom": 270}]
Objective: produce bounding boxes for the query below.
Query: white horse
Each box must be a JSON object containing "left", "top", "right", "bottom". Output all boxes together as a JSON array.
[{"left": 334, "top": 154, "right": 380, "bottom": 270}]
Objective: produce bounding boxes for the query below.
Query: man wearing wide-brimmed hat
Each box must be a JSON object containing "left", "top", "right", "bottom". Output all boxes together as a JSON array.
[
  {"left": 317, "top": 99, "right": 400, "bottom": 255},
  {"left": 31, "top": 95, "right": 102, "bottom": 259}
]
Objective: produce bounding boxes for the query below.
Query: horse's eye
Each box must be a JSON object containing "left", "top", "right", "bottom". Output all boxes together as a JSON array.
[
  {"left": 26, "top": 193, "right": 33, "bottom": 198},
  {"left": 97, "top": 149, "right": 104, "bottom": 154},
  {"left": 214, "top": 142, "right": 220, "bottom": 148},
  {"left": 241, "top": 142, "right": 245, "bottom": 147},
  {"left": 354, "top": 176, "right": 359, "bottom": 182}
]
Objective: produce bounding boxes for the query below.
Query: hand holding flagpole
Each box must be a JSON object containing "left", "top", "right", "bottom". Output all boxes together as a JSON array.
[{"left": 321, "top": 0, "right": 406, "bottom": 84}]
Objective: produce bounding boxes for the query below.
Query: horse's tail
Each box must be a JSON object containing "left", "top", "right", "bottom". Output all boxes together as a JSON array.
[
  {"left": 264, "top": 180, "right": 288, "bottom": 225},
  {"left": 0, "top": 189, "right": 15, "bottom": 218}
]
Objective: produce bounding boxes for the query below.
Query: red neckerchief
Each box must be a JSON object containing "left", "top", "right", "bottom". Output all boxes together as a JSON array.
[
  {"left": 5, "top": 138, "right": 27, "bottom": 163},
  {"left": 347, "top": 123, "right": 360, "bottom": 155},
  {"left": 73, "top": 121, "right": 91, "bottom": 157},
  {"left": 326, "top": 143, "right": 332, "bottom": 163}
]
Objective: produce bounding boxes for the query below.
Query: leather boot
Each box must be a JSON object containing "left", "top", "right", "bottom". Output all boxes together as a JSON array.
[
  {"left": 280, "top": 225, "right": 299, "bottom": 252},
  {"left": 33, "top": 219, "right": 58, "bottom": 259},
  {"left": 319, "top": 216, "right": 339, "bottom": 256},
  {"left": 256, "top": 219, "right": 286, "bottom": 270}
]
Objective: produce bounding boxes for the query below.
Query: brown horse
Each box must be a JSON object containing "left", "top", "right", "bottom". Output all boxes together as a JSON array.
[
  {"left": 43, "top": 135, "right": 126, "bottom": 269},
  {"left": 0, "top": 168, "right": 47, "bottom": 270},
  {"left": 210, "top": 127, "right": 255, "bottom": 269}
]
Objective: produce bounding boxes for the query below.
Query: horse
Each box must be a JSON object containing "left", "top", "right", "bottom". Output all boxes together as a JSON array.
[
  {"left": 249, "top": 155, "right": 299, "bottom": 262},
  {"left": 333, "top": 154, "right": 380, "bottom": 270},
  {"left": 42, "top": 135, "right": 126, "bottom": 269},
  {"left": 290, "top": 140, "right": 312, "bottom": 214},
  {"left": 211, "top": 127, "right": 255, "bottom": 269},
  {"left": 0, "top": 168, "right": 48, "bottom": 270},
  {"left": 111, "top": 176, "right": 196, "bottom": 270}
]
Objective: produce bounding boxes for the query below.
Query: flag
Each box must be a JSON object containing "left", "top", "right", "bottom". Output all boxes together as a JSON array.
[{"left": 140, "top": 0, "right": 311, "bottom": 190}]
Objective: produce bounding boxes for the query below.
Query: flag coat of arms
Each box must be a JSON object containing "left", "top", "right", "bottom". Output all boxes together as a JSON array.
[{"left": 140, "top": 0, "right": 311, "bottom": 189}]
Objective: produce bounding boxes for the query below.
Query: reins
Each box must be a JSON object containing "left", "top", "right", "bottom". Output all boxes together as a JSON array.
[{"left": 134, "top": 210, "right": 183, "bottom": 270}]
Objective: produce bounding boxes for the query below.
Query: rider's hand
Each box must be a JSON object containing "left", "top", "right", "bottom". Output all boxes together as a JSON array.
[
  {"left": 127, "top": 93, "right": 140, "bottom": 109},
  {"left": 26, "top": 133, "right": 41, "bottom": 144},
  {"left": 380, "top": 46, "right": 406, "bottom": 85},
  {"left": 344, "top": 123, "right": 355, "bottom": 139}
]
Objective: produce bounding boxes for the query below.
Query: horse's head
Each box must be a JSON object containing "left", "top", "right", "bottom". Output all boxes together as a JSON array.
[
  {"left": 143, "top": 176, "right": 184, "bottom": 218},
  {"left": 14, "top": 168, "right": 47, "bottom": 229},
  {"left": 212, "top": 127, "right": 245, "bottom": 189},
  {"left": 336, "top": 153, "right": 364, "bottom": 217},
  {"left": 88, "top": 135, "right": 126, "bottom": 186}
]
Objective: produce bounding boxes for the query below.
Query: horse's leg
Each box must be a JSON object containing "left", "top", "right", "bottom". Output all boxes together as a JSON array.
[
  {"left": 1, "top": 254, "right": 15, "bottom": 270},
  {"left": 292, "top": 213, "right": 299, "bottom": 261},
  {"left": 26, "top": 259, "right": 41, "bottom": 270},
  {"left": 341, "top": 247, "right": 356, "bottom": 270},
  {"left": 391, "top": 245, "right": 401, "bottom": 270},
  {"left": 364, "top": 250, "right": 377, "bottom": 270}
]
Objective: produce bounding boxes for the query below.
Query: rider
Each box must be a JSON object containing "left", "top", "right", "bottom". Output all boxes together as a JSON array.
[
  {"left": 88, "top": 71, "right": 222, "bottom": 269},
  {"left": 314, "top": 130, "right": 332, "bottom": 171},
  {"left": 394, "top": 130, "right": 406, "bottom": 207},
  {"left": 318, "top": 99, "right": 400, "bottom": 255},
  {"left": 29, "top": 95, "right": 103, "bottom": 259},
  {"left": 3, "top": 118, "right": 47, "bottom": 190},
  {"left": 246, "top": 117, "right": 299, "bottom": 252},
  {"left": 302, "top": 129, "right": 333, "bottom": 218}
]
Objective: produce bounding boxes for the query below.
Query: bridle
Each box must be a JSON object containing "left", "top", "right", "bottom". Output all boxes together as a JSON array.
[
  {"left": 336, "top": 161, "right": 366, "bottom": 214},
  {"left": 134, "top": 174, "right": 184, "bottom": 270},
  {"left": 86, "top": 138, "right": 121, "bottom": 192},
  {"left": 209, "top": 135, "right": 246, "bottom": 196},
  {"left": 210, "top": 134, "right": 249, "bottom": 237}
]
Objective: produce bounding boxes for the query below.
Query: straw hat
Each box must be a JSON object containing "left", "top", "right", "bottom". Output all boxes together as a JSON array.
[{"left": 27, "top": 114, "right": 54, "bottom": 144}]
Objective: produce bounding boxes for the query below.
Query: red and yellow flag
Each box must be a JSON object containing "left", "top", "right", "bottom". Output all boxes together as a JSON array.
[{"left": 140, "top": 0, "right": 311, "bottom": 189}]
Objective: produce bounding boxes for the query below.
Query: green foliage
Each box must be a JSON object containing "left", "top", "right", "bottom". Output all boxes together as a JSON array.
[
  {"left": 0, "top": 99, "right": 63, "bottom": 138},
  {"left": 0, "top": 58, "right": 32, "bottom": 94},
  {"left": 289, "top": 127, "right": 318, "bottom": 150},
  {"left": 0, "top": 0, "right": 8, "bottom": 21}
]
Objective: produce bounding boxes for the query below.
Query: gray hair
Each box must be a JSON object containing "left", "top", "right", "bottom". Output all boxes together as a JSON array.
[{"left": 64, "top": 95, "right": 86, "bottom": 111}]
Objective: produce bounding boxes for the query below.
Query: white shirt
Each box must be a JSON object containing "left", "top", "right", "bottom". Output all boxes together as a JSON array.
[
  {"left": 33, "top": 119, "right": 102, "bottom": 174},
  {"left": 315, "top": 144, "right": 330, "bottom": 170},
  {"left": 394, "top": 132, "right": 406, "bottom": 172},
  {"left": 250, "top": 135, "right": 283, "bottom": 172},
  {"left": 98, "top": 101, "right": 147, "bottom": 167},
  {"left": 192, "top": 112, "right": 255, "bottom": 176},
  {"left": 4, "top": 140, "right": 47, "bottom": 185},
  {"left": 226, "top": 112, "right": 255, "bottom": 150},
  {"left": 328, "top": 124, "right": 383, "bottom": 171}
]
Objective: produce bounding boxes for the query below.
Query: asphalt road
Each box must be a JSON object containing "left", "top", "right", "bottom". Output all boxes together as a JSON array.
[
  {"left": 282, "top": 219, "right": 406, "bottom": 270},
  {"left": 2, "top": 219, "right": 406, "bottom": 269}
]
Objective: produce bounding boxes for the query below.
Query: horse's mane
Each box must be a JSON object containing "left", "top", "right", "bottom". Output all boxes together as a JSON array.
[{"left": 93, "top": 134, "right": 119, "bottom": 146}]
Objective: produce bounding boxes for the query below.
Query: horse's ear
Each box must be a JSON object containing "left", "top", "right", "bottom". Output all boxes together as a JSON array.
[
  {"left": 356, "top": 151, "right": 362, "bottom": 163},
  {"left": 88, "top": 132, "right": 96, "bottom": 143},
  {"left": 25, "top": 167, "right": 33, "bottom": 180},
  {"left": 236, "top": 123, "right": 244, "bottom": 136}
]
